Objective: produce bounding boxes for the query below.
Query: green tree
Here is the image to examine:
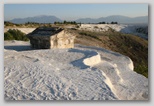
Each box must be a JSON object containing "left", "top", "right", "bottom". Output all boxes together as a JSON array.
[
  {"left": 64, "top": 20, "right": 67, "bottom": 24},
  {"left": 4, "top": 32, "right": 14, "bottom": 40}
]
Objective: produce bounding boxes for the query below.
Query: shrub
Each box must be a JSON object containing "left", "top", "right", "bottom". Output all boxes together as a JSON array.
[
  {"left": 4, "top": 29, "right": 29, "bottom": 41},
  {"left": 94, "top": 26, "right": 99, "bottom": 28},
  {"left": 134, "top": 61, "right": 148, "bottom": 78},
  {"left": 98, "top": 22, "right": 106, "bottom": 24},
  {"left": 4, "top": 32, "right": 14, "bottom": 40}
]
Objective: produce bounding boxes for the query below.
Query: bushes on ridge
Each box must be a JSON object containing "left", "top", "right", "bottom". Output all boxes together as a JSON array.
[{"left": 4, "top": 29, "right": 29, "bottom": 41}]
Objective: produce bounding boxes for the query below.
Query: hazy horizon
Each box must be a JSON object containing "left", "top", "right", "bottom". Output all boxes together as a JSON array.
[
  {"left": 4, "top": 15, "right": 148, "bottom": 22},
  {"left": 4, "top": 4, "right": 148, "bottom": 21}
]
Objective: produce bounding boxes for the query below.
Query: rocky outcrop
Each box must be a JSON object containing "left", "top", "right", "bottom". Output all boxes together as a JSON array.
[
  {"left": 83, "top": 52, "right": 101, "bottom": 66},
  {"left": 27, "top": 27, "right": 76, "bottom": 49},
  {"left": 50, "top": 30, "right": 75, "bottom": 48}
]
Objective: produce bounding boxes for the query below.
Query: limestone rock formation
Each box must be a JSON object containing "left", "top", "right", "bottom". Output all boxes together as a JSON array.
[{"left": 27, "top": 27, "right": 76, "bottom": 49}]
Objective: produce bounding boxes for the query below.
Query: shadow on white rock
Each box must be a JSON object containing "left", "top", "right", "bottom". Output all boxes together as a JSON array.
[{"left": 68, "top": 49, "right": 101, "bottom": 69}]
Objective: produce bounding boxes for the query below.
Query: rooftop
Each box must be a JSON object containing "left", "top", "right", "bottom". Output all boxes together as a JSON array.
[{"left": 28, "top": 27, "right": 64, "bottom": 36}]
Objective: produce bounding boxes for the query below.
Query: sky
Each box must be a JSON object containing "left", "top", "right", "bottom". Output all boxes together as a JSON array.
[{"left": 4, "top": 4, "right": 148, "bottom": 21}]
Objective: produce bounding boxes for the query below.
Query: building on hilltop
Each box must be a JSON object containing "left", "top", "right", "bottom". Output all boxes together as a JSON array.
[{"left": 27, "top": 27, "right": 76, "bottom": 49}]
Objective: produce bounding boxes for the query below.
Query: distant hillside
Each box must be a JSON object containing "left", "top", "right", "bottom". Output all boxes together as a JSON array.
[
  {"left": 74, "top": 29, "right": 148, "bottom": 78},
  {"left": 7, "top": 15, "right": 148, "bottom": 24},
  {"left": 9, "top": 15, "right": 62, "bottom": 24},
  {"left": 76, "top": 15, "right": 148, "bottom": 24}
]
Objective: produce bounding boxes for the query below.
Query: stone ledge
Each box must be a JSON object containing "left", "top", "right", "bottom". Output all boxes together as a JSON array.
[{"left": 83, "top": 52, "right": 101, "bottom": 66}]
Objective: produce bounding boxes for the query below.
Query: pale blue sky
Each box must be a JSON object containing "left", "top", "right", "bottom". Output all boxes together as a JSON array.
[{"left": 4, "top": 4, "right": 148, "bottom": 21}]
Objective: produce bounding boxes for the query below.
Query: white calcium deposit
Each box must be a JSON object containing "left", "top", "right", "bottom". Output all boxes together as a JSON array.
[
  {"left": 4, "top": 41, "right": 148, "bottom": 100},
  {"left": 79, "top": 24, "right": 148, "bottom": 39},
  {"left": 4, "top": 28, "right": 36, "bottom": 34}
]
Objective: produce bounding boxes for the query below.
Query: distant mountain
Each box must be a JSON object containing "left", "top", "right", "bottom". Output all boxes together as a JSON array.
[
  {"left": 75, "top": 15, "right": 148, "bottom": 24},
  {"left": 74, "top": 18, "right": 96, "bottom": 23},
  {"left": 9, "top": 15, "right": 62, "bottom": 24},
  {"left": 7, "top": 15, "right": 148, "bottom": 24}
]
